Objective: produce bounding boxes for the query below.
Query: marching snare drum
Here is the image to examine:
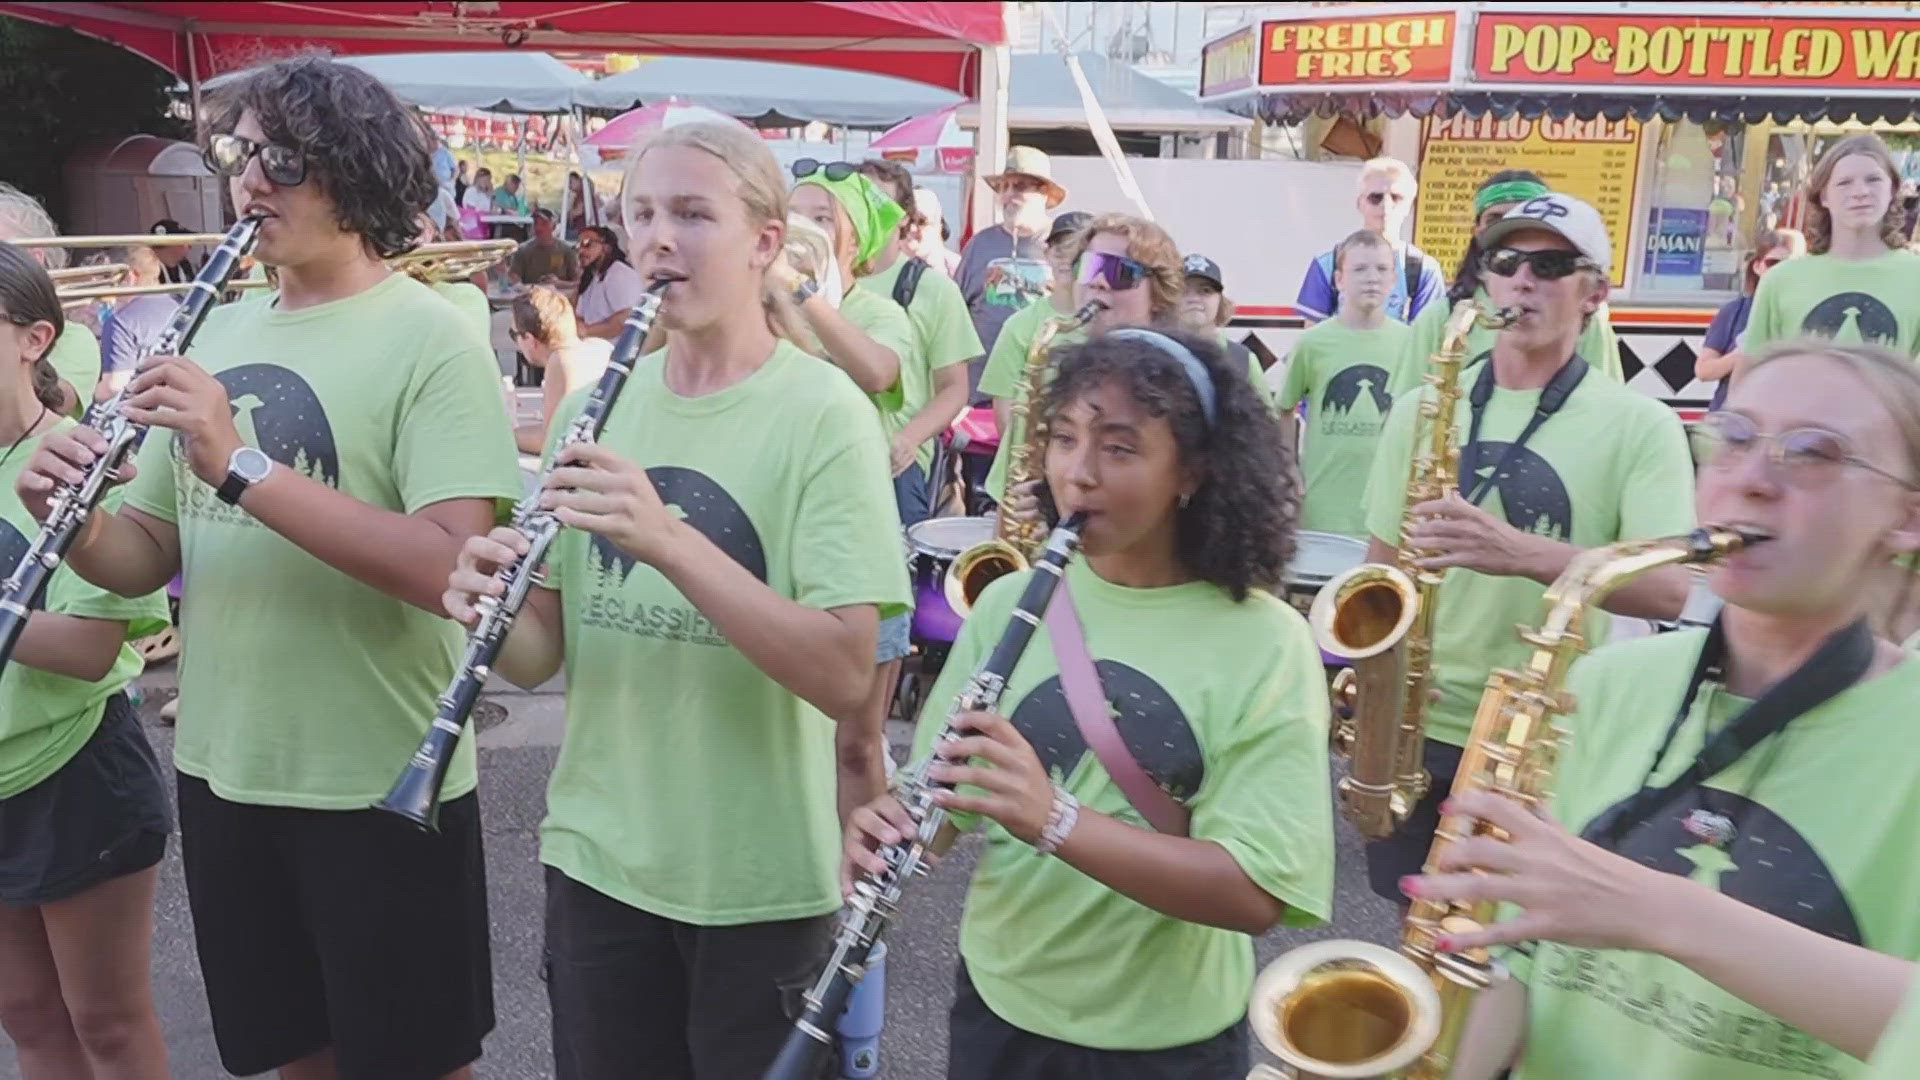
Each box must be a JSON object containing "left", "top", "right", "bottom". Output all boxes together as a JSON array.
[
  {"left": 1283, "top": 531, "right": 1368, "bottom": 618},
  {"left": 905, "top": 516, "right": 997, "bottom": 646}
]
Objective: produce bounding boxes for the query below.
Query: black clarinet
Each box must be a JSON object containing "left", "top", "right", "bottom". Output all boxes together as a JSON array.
[
  {"left": 764, "top": 512, "right": 1087, "bottom": 1080},
  {"left": 0, "top": 215, "right": 263, "bottom": 673},
  {"left": 375, "top": 273, "right": 681, "bottom": 831}
]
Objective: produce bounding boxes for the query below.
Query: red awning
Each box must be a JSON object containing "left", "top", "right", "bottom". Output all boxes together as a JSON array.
[{"left": 0, "top": 1, "right": 1007, "bottom": 94}]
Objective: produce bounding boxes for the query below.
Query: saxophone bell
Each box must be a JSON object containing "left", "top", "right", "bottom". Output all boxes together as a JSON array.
[{"left": 1246, "top": 940, "right": 1441, "bottom": 1079}]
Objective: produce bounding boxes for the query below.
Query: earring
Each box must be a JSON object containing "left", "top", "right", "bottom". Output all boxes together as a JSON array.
[{"left": 1179, "top": 493, "right": 1192, "bottom": 509}]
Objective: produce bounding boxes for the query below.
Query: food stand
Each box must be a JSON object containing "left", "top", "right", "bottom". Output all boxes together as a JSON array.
[{"left": 1200, "top": 2, "right": 1920, "bottom": 415}]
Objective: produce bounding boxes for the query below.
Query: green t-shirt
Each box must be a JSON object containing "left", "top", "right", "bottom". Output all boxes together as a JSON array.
[
  {"left": 858, "top": 259, "right": 983, "bottom": 472},
  {"left": 1216, "top": 328, "right": 1276, "bottom": 406},
  {"left": 979, "top": 299, "right": 1086, "bottom": 504},
  {"left": 1746, "top": 249, "right": 1920, "bottom": 358},
  {"left": 910, "top": 560, "right": 1335, "bottom": 1050},
  {"left": 125, "top": 273, "right": 523, "bottom": 809},
  {"left": 1867, "top": 979, "right": 1920, "bottom": 1078},
  {"left": 49, "top": 323, "right": 101, "bottom": 414},
  {"left": 1277, "top": 319, "right": 1415, "bottom": 539},
  {"left": 833, "top": 285, "right": 915, "bottom": 416},
  {"left": 1399, "top": 289, "right": 1620, "bottom": 388},
  {"left": 0, "top": 424, "right": 168, "bottom": 799},
  {"left": 1510, "top": 632, "right": 1920, "bottom": 1080},
  {"left": 539, "top": 340, "right": 911, "bottom": 926},
  {"left": 431, "top": 280, "right": 493, "bottom": 348},
  {"left": 1361, "top": 366, "right": 1695, "bottom": 746}
]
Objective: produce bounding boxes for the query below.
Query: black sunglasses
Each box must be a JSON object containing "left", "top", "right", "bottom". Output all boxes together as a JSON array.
[
  {"left": 204, "top": 132, "right": 308, "bottom": 187},
  {"left": 1364, "top": 190, "right": 1410, "bottom": 205},
  {"left": 791, "top": 158, "right": 855, "bottom": 183},
  {"left": 1482, "top": 247, "right": 1596, "bottom": 281}
]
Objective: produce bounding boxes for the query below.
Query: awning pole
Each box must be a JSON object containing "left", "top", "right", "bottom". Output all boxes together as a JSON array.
[
  {"left": 186, "top": 25, "right": 202, "bottom": 126},
  {"left": 970, "top": 41, "right": 1010, "bottom": 238}
]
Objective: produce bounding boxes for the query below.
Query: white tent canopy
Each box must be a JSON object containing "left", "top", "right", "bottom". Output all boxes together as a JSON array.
[
  {"left": 574, "top": 54, "right": 960, "bottom": 129},
  {"left": 205, "top": 51, "right": 591, "bottom": 114}
]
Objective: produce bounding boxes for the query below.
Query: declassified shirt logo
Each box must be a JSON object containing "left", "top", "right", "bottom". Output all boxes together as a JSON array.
[
  {"left": 584, "top": 466, "right": 767, "bottom": 648},
  {"left": 1801, "top": 291, "right": 1900, "bottom": 348},
  {"left": 1319, "top": 363, "right": 1393, "bottom": 437},
  {"left": 1543, "top": 787, "right": 1865, "bottom": 1075},
  {"left": 1010, "top": 660, "right": 1203, "bottom": 822},
  {"left": 1462, "top": 440, "right": 1576, "bottom": 542},
  {"left": 177, "top": 363, "right": 340, "bottom": 524}
]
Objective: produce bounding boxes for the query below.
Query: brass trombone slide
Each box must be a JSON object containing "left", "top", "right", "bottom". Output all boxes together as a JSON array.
[{"left": 15, "top": 233, "right": 226, "bottom": 251}]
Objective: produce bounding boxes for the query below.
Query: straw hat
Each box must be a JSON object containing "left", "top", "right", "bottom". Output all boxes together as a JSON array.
[{"left": 984, "top": 146, "right": 1067, "bottom": 209}]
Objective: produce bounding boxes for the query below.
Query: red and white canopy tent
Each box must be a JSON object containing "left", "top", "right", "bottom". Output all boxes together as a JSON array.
[{"left": 0, "top": 0, "right": 1015, "bottom": 229}]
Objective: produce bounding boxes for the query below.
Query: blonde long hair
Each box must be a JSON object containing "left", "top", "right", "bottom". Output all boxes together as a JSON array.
[{"left": 622, "top": 122, "right": 813, "bottom": 350}]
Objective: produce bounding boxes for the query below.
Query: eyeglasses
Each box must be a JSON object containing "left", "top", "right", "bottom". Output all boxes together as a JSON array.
[
  {"left": 204, "top": 133, "right": 308, "bottom": 187},
  {"left": 1694, "top": 411, "right": 1920, "bottom": 490},
  {"left": 791, "top": 159, "right": 855, "bottom": 183},
  {"left": 1076, "top": 251, "right": 1149, "bottom": 292},
  {"left": 1364, "top": 190, "right": 1410, "bottom": 206},
  {"left": 1482, "top": 247, "right": 1597, "bottom": 280}
]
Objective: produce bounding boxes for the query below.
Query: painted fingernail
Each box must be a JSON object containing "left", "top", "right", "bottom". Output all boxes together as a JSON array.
[
  {"left": 1434, "top": 936, "right": 1455, "bottom": 953},
  {"left": 1439, "top": 798, "right": 1455, "bottom": 815},
  {"left": 1399, "top": 875, "right": 1421, "bottom": 897}
]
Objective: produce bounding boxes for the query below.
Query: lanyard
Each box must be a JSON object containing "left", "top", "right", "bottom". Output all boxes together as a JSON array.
[
  {"left": 1459, "top": 354, "right": 1589, "bottom": 507},
  {"left": 1589, "top": 615, "right": 1876, "bottom": 850}
]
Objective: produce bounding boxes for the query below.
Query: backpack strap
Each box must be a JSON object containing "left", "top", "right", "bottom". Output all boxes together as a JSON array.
[{"left": 893, "top": 257, "right": 930, "bottom": 310}]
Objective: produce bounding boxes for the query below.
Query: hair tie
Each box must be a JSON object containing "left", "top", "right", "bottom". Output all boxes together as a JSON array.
[
  {"left": 1474, "top": 179, "right": 1550, "bottom": 217},
  {"left": 1106, "top": 328, "right": 1217, "bottom": 428}
]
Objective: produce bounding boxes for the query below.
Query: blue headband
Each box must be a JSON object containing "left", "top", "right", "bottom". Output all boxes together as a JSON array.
[{"left": 1106, "top": 328, "right": 1218, "bottom": 428}]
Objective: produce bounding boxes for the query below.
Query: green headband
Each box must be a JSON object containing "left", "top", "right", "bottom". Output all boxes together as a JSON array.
[
  {"left": 794, "top": 171, "right": 905, "bottom": 268},
  {"left": 1474, "top": 179, "right": 1550, "bottom": 217}
]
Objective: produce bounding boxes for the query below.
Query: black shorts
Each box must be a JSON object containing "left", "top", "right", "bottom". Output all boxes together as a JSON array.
[
  {"left": 176, "top": 773, "right": 495, "bottom": 1080},
  {"left": 1363, "top": 738, "right": 1464, "bottom": 902},
  {"left": 948, "top": 961, "right": 1250, "bottom": 1079},
  {"left": 543, "top": 866, "right": 836, "bottom": 1080},
  {"left": 0, "top": 693, "right": 169, "bottom": 906}
]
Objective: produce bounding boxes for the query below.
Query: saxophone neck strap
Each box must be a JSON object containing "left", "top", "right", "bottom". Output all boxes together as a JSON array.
[
  {"left": 1461, "top": 353, "right": 1588, "bottom": 507},
  {"left": 1593, "top": 614, "right": 1876, "bottom": 848},
  {"left": 1044, "top": 577, "right": 1192, "bottom": 837}
]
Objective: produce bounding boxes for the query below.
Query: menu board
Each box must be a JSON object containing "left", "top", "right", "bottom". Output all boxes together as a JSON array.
[{"left": 1413, "top": 114, "right": 1643, "bottom": 287}]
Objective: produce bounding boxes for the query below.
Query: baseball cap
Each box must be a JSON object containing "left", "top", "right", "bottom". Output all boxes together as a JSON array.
[
  {"left": 1046, "top": 210, "right": 1093, "bottom": 245},
  {"left": 1479, "top": 193, "right": 1613, "bottom": 277},
  {"left": 151, "top": 218, "right": 191, "bottom": 236},
  {"left": 1182, "top": 253, "right": 1224, "bottom": 290}
]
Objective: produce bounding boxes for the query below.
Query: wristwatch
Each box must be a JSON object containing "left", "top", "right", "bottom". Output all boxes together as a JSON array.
[
  {"left": 791, "top": 278, "right": 820, "bottom": 307},
  {"left": 216, "top": 446, "right": 273, "bottom": 505}
]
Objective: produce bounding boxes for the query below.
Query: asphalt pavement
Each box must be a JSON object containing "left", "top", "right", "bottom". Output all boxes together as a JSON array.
[{"left": 0, "top": 659, "right": 1403, "bottom": 1080}]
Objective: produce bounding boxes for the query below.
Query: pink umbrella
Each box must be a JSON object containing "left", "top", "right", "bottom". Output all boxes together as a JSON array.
[
  {"left": 583, "top": 100, "right": 748, "bottom": 162},
  {"left": 870, "top": 104, "right": 961, "bottom": 152}
]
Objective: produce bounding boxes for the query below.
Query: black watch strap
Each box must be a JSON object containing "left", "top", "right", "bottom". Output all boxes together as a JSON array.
[{"left": 215, "top": 470, "right": 251, "bottom": 505}]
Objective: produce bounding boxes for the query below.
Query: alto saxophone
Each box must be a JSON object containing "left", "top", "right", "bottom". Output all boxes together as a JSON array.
[
  {"left": 1309, "top": 299, "right": 1517, "bottom": 839},
  {"left": 1249, "top": 525, "right": 1765, "bottom": 1079},
  {"left": 944, "top": 299, "right": 1105, "bottom": 616}
]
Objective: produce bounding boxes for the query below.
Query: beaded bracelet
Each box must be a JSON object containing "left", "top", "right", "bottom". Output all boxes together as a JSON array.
[{"left": 1033, "top": 784, "right": 1080, "bottom": 855}]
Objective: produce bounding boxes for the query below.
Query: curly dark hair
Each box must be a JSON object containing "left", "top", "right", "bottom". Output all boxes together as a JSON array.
[
  {"left": 1449, "top": 169, "right": 1547, "bottom": 304},
  {"left": 1039, "top": 327, "right": 1298, "bottom": 601},
  {"left": 201, "top": 54, "right": 438, "bottom": 259}
]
